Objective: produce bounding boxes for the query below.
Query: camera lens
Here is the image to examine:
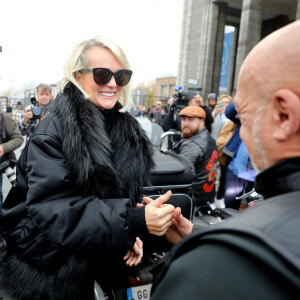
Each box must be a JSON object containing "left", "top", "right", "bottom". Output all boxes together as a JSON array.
[{"left": 33, "top": 107, "right": 42, "bottom": 117}]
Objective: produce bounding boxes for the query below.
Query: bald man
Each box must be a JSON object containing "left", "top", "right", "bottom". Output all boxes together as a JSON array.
[{"left": 151, "top": 21, "right": 300, "bottom": 299}]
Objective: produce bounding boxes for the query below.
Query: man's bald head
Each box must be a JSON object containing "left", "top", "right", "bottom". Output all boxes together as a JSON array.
[
  {"left": 235, "top": 21, "right": 300, "bottom": 171},
  {"left": 239, "top": 21, "right": 300, "bottom": 104}
]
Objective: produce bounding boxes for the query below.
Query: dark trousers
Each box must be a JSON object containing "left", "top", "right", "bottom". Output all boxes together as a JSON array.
[
  {"left": 216, "top": 164, "right": 227, "bottom": 199},
  {"left": 0, "top": 175, "right": 2, "bottom": 215},
  {"left": 224, "top": 169, "right": 254, "bottom": 209}
]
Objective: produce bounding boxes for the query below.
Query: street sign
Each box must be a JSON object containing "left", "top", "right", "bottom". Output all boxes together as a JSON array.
[{"left": 186, "top": 78, "right": 198, "bottom": 85}]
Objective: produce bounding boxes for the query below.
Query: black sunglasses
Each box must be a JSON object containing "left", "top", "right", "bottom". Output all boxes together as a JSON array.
[{"left": 79, "top": 68, "right": 132, "bottom": 87}]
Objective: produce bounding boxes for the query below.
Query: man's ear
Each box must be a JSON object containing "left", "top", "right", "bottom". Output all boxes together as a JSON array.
[
  {"left": 199, "top": 118, "right": 205, "bottom": 129},
  {"left": 272, "top": 89, "right": 300, "bottom": 142}
]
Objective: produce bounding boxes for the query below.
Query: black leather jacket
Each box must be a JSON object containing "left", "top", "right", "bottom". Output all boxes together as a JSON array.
[
  {"left": 151, "top": 157, "right": 300, "bottom": 299},
  {"left": 173, "top": 128, "right": 218, "bottom": 206}
]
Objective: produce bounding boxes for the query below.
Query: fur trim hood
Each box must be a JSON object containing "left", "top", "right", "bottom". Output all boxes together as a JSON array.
[{"left": 50, "top": 82, "right": 154, "bottom": 202}]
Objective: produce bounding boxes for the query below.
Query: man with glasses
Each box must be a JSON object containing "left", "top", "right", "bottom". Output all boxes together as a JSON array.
[
  {"left": 172, "top": 105, "right": 218, "bottom": 212},
  {"left": 18, "top": 83, "right": 52, "bottom": 141}
]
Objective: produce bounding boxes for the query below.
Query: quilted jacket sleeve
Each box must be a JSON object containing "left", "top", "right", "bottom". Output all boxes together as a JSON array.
[{"left": 9, "top": 116, "right": 137, "bottom": 269}]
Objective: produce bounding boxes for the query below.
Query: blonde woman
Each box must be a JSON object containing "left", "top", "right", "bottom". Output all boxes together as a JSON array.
[
  {"left": 211, "top": 94, "right": 233, "bottom": 140},
  {"left": 0, "top": 36, "right": 175, "bottom": 300}
]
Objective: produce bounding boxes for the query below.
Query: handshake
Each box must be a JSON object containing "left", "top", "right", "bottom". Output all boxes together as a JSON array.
[
  {"left": 124, "top": 191, "right": 193, "bottom": 267},
  {"left": 140, "top": 190, "right": 193, "bottom": 244}
]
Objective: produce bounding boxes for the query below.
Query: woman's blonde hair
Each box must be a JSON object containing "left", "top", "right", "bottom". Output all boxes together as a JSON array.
[
  {"left": 57, "top": 36, "right": 133, "bottom": 112},
  {"left": 218, "top": 94, "right": 233, "bottom": 102}
]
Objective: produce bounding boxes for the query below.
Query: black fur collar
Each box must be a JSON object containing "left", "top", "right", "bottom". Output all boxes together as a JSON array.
[{"left": 50, "top": 83, "right": 154, "bottom": 202}]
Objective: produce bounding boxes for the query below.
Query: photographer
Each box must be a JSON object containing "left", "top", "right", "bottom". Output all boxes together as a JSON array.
[
  {"left": 162, "top": 91, "right": 214, "bottom": 134},
  {"left": 18, "top": 83, "right": 52, "bottom": 141},
  {"left": 0, "top": 105, "right": 23, "bottom": 212}
]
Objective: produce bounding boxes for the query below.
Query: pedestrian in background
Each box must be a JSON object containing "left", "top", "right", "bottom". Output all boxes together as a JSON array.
[
  {"left": 206, "top": 92, "right": 217, "bottom": 111},
  {"left": 18, "top": 83, "right": 52, "bottom": 141},
  {"left": 148, "top": 100, "right": 165, "bottom": 126},
  {"left": 211, "top": 94, "right": 232, "bottom": 139},
  {"left": 173, "top": 105, "right": 218, "bottom": 212},
  {"left": 0, "top": 105, "right": 23, "bottom": 212}
]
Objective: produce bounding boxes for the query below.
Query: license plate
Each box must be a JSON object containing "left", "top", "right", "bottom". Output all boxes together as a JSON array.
[{"left": 127, "top": 284, "right": 152, "bottom": 300}]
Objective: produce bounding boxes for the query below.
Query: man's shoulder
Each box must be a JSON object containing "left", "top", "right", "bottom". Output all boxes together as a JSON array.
[
  {"left": 188, "top": 129, "right": 211, "bottom": 143},
  {"left": 183, "top": 192, "right": 300, "bottom": 267},
  {"left": 2, "top": 112, "right": 19, "bottom": 130},
  {"left": 179, "top": 139, "right": 202, "bottom": 151}
]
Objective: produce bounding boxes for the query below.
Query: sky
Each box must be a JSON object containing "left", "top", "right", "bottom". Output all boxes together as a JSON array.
[{"left": 0, "top": 0, "right": 184, "bottom": 96}]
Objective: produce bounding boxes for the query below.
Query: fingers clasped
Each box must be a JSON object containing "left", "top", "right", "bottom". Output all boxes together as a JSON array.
[{"left": 145, "top": 191, "right": 175, "bottom": 236}]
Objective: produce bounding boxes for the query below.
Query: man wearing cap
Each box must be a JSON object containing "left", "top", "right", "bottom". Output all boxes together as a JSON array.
[
  {"left": 173, "top": 105, "right": 218, "bottom": 211},
  {"left": 206, "top": 93, "right": 217, "bottom": 111}
]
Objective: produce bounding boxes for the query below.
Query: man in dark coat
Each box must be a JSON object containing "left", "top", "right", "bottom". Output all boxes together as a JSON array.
[
  {"left": 151, "top": 21, "right": 300, "bottom": 299},
  {"left": 173, "top": 105, "right": 218, "bottom": 211},
  {"left": 0, "top": 107, "right": 23, "bottom": 208},
  {"left": 148, "top": 100, "right": 165, "bottom": 126}
]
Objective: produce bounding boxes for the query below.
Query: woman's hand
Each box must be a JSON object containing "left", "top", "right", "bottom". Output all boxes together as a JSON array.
[
  {"left": 213, "top": 106, "right": 222, "bottom": 117},
  {"left": 144, "top": 191, "right": 175, "bottom": 236},
  {"left": 124, "top": 237, "right": 143, "bottom": 267}
]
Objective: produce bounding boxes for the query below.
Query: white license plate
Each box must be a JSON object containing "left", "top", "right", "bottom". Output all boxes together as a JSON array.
[{"left": 127, "top": 284, "right": 152, "bottom": 300}]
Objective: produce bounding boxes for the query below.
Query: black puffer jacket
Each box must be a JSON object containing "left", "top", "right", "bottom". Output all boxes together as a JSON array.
[{"left": 0, "top": 83, "right": 155, "bottom": 299}]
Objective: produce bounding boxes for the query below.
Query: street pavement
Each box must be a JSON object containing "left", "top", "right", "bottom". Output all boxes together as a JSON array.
[{"left": 2, "top": 137, "right": 26, "bottom": 200}]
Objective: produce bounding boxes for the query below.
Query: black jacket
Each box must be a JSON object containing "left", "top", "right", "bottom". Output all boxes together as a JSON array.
[
  {"left": 173, "top": 128, "right": 218, "bottom": 206},
  {"left": 0, "top": 83, "right": 155, "bottom": 299},
  {"left": 151, "top": 157, "right": 300, "bottom": 299}
]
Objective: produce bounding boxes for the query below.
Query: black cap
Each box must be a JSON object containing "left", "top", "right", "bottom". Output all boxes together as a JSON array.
[{"left": 186, "top": 91, "right": 197, "bottom": 101}]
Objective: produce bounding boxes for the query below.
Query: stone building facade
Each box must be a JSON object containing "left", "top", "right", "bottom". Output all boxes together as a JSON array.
[{"left": 177, "top": 0, "right": 300, "bottom": 98}]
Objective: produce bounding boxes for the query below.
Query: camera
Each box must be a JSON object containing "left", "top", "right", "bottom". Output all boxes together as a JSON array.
[
  {"left": 30, "top": 95, "right": 43, "bottom": 120},
  {"left": 171, "top": 86, "right": 189, "bottom": 111},
  {"left": 0, "top": 160, "right": 16, "bottom": 186}
]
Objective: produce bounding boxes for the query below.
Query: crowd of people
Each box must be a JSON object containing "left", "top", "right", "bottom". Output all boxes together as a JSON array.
[
  {"left": 0, "top": 20, "right": 299, "bottom": 299},
  {"left": 145, "top": 87, "right": 254, "bottom": 211}
]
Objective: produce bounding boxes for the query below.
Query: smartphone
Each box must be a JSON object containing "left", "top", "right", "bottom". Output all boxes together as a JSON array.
[{"left": 217, "top": 101, "right": 223, "bottom": 108}]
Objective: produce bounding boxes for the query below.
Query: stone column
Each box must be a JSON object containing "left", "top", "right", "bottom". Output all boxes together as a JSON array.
[
  {"left": 211, "top": 2, "right": 228, "bottom": 94},
  {"left": 297, "top": 0, "right": 300, "bottom": 20},
  {"left": 228, "top": 27, "right": 238, "bottom": 96},
  {"left": 233, "top": 0, "right": 262, "bottom": 92},
  {"left": 198, "top": 0, "right": 219, "bottom": 99},
  {"left": 176, "top": 0, "right": 193, "bottom": 87}
]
